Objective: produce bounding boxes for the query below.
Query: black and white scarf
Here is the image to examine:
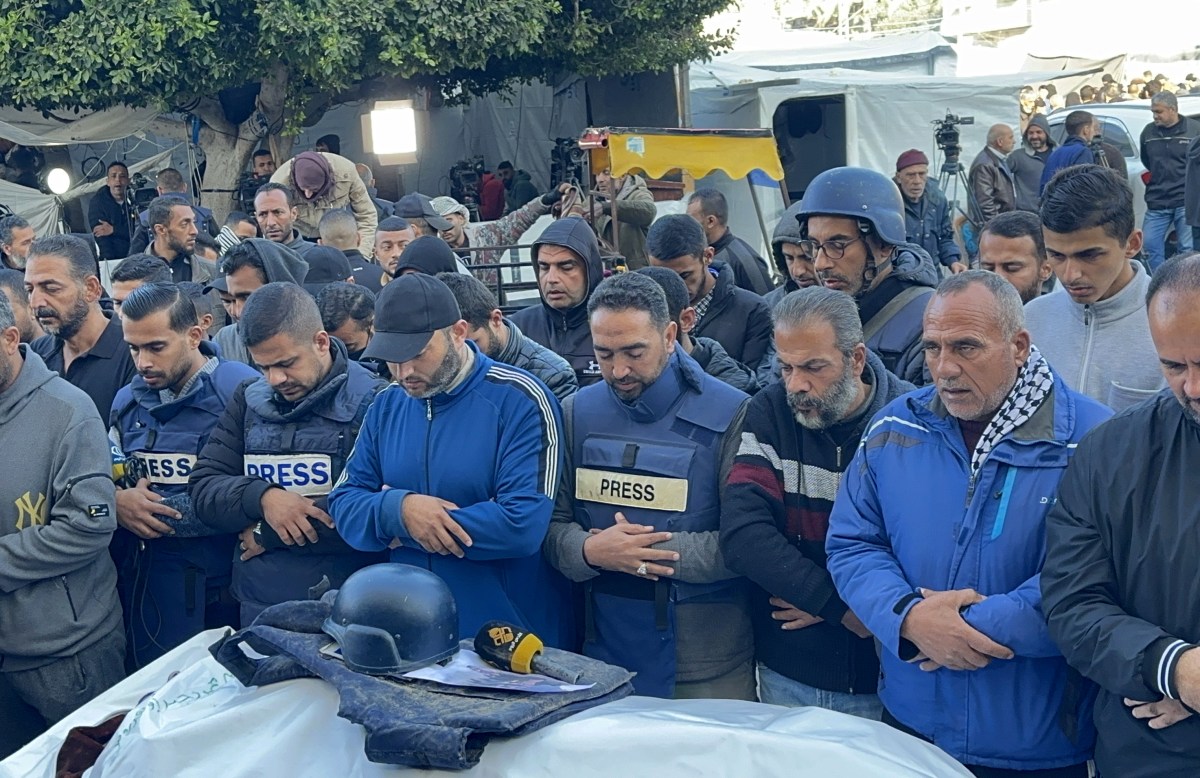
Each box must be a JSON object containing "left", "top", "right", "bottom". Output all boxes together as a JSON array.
[{"left": 970, "top": 346, "right": 1054, "bottom": 476}]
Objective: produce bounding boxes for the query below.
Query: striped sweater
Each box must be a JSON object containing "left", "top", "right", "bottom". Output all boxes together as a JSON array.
[{"left": 719, "top": 350, "right": 913, "bottom": 692}]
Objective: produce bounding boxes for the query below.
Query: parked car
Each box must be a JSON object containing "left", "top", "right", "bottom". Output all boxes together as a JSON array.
[{"left": 1045, "top": 96, "right": 1200, "bottom": 229}]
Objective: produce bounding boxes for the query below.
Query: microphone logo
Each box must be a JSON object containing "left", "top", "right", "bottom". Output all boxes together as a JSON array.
[{"left": 488, "top": 626, "right": 515, "bottom": 646}]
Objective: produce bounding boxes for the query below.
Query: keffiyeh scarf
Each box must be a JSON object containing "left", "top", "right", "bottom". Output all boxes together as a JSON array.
[{"left": 970, "top": 345, "right": 1054, "bottom": 476}]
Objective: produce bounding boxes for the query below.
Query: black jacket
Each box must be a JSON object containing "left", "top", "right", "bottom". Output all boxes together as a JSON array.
[
  {"left": 711, "top": 229, "right": 775, "bottom": 296},
  {"left": 508, "top": 217, "right": 605, "bottom": 387},
  {"left": 495, "top": 319, "right": 578, "bottom": 401},
  {"left": 1042, "top": 392, "right": 1200, "bottom": 777},
  {"left": 88, "top": 187, "right": 136, "bottom": 260},
  {"left": 900, "top": 179, "right": 961, "bottom": 268},
  {"left": 857, "top": 244, "right": 939, "bottom": 387},
  {"left": 693, "top": 260, "right": 773, "bottom": 377},
  {"left": 690, "top": 336, "right": 758, "bottom": 394},
  {"left": 721, "top": 350, "right": 913, "bottom": 693},
  {"left": 344, "top": 249, "right": 384, "bottom": 293},
  {"left": 1140, "top": 117, "right": 1200, "bottom": 209}
]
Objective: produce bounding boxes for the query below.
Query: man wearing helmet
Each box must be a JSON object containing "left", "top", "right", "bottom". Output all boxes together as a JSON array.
[{"left": 798, "top": 167, "right": 941, "bottom": 386}]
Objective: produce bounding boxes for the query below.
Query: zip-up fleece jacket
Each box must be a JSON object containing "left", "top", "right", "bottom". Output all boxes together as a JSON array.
[
  {"left": 721, "top": 350, "right": 912, "bottom": 694},
  {"left": 826, "top": 375, "right": 1112, "bottom": 771},
  {"left": 0, "top": 346, "right": 122, "bottom": 670},
  {"left": 1140, "top": 116, "right": 1200, "bottom": 209},
  {"left": 509, "top": 216, "right": 605, "bottom": 387},
  {"left": 328, "top": 344, "right": 572, "bottom": 648},
  {"left": 1024, "top": 262, "right": 1164, "bottom": 411}
]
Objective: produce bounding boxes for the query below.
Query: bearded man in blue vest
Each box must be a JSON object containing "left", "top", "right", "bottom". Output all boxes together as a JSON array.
[
  {"left": 189, "top": 282, "right": 386, "bottom": 624},
  {"left": 110, "top": 283, "right": 258, "bottom": 667},
  {"left": 543, "top": 272, "right": 754, "bottom": 699}
]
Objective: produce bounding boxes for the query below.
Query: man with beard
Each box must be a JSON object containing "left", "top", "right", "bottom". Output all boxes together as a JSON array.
[
  {"left": 0, "top": 269, "right": 42, "bottom": 342},
  {"left": 1008, "top": 114, "right": 1055, "bottom": 214},
  {"left": 797, "top": 167, "right": 941, "bottom": 386},
  {"left": 894, "top": 150, "right": 965, "bottom": 273},
  {"left": 372, "top": 216, "right": 418, "bottom": 280},
  {"left": 437, "top": 271, "right": 577, "bottom": 401},
  {"left": 27, "top": 235, "right": 137, "bottom": 419},
  {"left": 543, "top": 273, "right": 754, "bottom": 699},
  {"left": 0, "top": 214, "right": 35, "bottom": 270},
  {"left": 764, "top": 201, "right": 818, "bottom": 311},
  {"left": 144, "top": 196, "right": 218, "bottom": 285},
  {"left": 329, "top": 273, "right": 571, "bottom": 647},
  {"left": 190, "top": 283, "right": 386, "bottom": 623},
  {"left": 687, "top": 189, "right": 775, "bottom": 295},
  {"left": 110, "top": 283, "right": 258, "bottom": 667},
  {"left": 826, "top": 271, "right": 1110, "bottom": 776},
  {"left": 1026, "top": 165, "right": 1163, "bottom": 411},
  {"left": 1042, "top": 254, "right": 1200, "bottom": 776},
  {"left": 720, "top": 286, "right": 912, "bottom": 716},
  {"left": 253, "top": 183, "right": 317, "bottom": 259},
  {"left": 979, "top": 211, "right": 1057, "bottom": 303}
]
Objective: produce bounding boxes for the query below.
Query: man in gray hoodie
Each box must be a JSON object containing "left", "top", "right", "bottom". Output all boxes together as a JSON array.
[
  {"left": 1026, "top": 165, "right": 1164, "bottom": 410},
  {"left": 0, "top": 292, "right": 124, "bottom": 734},
  {"left": 1008, "top": 113, "right": 1055, "bottom": 214},
  {"left": 213, "top": 238, "right": 310, "bottom": 369}
]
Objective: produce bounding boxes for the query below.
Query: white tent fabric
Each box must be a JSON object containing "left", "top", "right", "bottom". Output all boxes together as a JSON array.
[
  {"left": 0, "top": 106, "right": 161, "bottom": 147},
  {"left": 0, "top": 630, "right": 972, "bottom": 778},
  {"left": 690, "top": 66, "right": 1104, "bottom": 181},
  {"left": 0, "top": 146, "right": 179, "bottom": 237},
  {"left": 714, "top": 30, "right": 956, "bottom": 77}
]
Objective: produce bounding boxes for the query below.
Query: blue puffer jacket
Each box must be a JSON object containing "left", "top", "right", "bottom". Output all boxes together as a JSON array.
[{"left": 826, "top": 374, "right": 1111, "bottom": 771}]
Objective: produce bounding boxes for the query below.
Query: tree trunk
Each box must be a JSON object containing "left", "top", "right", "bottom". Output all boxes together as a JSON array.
[{"left": 195, "top": 62, "right": 292, "bottom": 224}]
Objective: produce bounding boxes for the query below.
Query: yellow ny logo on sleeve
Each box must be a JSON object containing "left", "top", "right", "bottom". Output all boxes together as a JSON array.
[{"left": 14, "top": 491, "right": 47, "bottom": 530}]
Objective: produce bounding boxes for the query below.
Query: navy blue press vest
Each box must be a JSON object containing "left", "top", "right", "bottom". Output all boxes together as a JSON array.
[
  {"left": 233, "top": 356, "right": 385, "bottom": 611},
  {"left": 570, "top": 350, "right": 746, "bottom": 697}
]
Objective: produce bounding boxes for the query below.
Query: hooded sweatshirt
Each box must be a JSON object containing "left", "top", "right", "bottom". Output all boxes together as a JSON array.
[
  {"left": 765, "top": 201, "right": 807, "bottom": 310},
  {"left": 1009, "top": 113, "right": 1055, "bottom": 213},
  {"left": 509, "top": 217, "right": 605, "bottom": 387},
  {"left": 1024, "top": 262, "right": 1164, "bottom": 411},
  {"left": 214, "top": 239, "right": 309, "bottom": 370},
  {"left": 0, "top": 346, "right": 122, "bottom": 669}
]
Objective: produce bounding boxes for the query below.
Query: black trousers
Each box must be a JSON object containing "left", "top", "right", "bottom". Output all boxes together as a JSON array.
[{"left": 882, "top": 708, "right": 1090, "bottom": 778}]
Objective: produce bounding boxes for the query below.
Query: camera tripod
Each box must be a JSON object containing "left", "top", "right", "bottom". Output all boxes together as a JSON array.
[{"left": 938, "top": 161, "right": 974, "bottom": 226}]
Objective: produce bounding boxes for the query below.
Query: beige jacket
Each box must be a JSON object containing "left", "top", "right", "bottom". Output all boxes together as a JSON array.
[{"left": 271, "top": 152, "right": 379, "bottom": 256}]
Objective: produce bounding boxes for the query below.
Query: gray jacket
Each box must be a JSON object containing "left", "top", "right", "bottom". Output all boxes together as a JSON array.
[
  {"left": 0, "top": 347, "right": 122, "bottom": 669},
  {"left": 495, "top": 319, "right": 578, "bottom": 402},
  {"left": 1024, "top": 262, "right": 1164, "bottom": 411}
]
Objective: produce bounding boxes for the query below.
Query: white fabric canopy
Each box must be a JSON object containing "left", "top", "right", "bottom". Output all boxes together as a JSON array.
[
  {"left": 0, "top": 106, "right": 161, "bottom": 147},
  {"left": 0, "top": 630, "right": 972, "bottom": 778}
]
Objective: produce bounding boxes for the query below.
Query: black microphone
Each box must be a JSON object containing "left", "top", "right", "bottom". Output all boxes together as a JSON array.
[{"left": 473, "top": 621, "right": 583, "bottom": 683}]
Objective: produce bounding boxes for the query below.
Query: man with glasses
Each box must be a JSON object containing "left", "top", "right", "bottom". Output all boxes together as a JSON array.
[{"left": 795, "top": 167, "right": 941, "bottom": 386}]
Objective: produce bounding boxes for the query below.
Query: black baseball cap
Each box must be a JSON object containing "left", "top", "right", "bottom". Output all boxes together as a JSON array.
[
  {"left": 394, "top": 193, "right": 452, "bottom": 232},
  {"left": 302, "top": 245, "right": 354, "bottom": 295},
  {"left": 362, "top": 273, "right": 461, "bottom": 363},
  {"left": 202, "top": 274, "right": 228, "bottom": 293}
]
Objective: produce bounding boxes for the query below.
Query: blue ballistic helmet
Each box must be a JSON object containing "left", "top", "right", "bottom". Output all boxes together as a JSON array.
[
  {"left": 796, "top": 166, "right": 908, "bottom": 247},
  {"left": 322, "top": 563, "right": 459, "bottom": 675}
]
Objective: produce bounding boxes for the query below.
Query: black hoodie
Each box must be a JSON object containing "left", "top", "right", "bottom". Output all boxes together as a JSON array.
[
  {"left": 509, "top": 217, "right": 605, "bottom": 387},
  {"left": 239, "top": 238, "right": 310, "bottom": 285}
]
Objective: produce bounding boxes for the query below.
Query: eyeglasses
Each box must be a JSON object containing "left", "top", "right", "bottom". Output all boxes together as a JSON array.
[{"left": 799, "top": 236, "right": 864, "bottom": 260}]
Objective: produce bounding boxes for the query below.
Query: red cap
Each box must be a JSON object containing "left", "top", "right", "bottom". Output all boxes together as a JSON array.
[{"left": 895, "top": 149, "right": 929, "bottom": 172}]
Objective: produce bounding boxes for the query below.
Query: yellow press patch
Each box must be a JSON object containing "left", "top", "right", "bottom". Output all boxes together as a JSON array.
[{"left": 575, "top": 468, "right": 688, "bottom": 512}]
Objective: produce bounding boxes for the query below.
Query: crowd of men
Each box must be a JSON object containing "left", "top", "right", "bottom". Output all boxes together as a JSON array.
[{"left": 0, "top": 120, "right": 1196, "bottom": 777}]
